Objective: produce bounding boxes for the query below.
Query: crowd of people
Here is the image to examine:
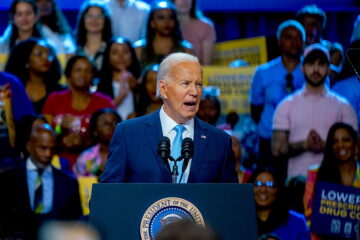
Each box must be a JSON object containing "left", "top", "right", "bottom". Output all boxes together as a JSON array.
[{"left": 0, "top": 0, "right": 359, "bottom": 239}]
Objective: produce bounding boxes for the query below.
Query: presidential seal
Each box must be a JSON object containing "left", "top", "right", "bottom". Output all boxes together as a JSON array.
[{"left": 140, "top": 197, "right": 205, "bottom": 240}]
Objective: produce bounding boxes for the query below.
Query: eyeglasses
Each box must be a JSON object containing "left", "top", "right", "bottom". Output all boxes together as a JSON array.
[
  {"left": 285, "top": 73, "right": 294, "bottom": 93},
  {"left": 254, "top": 180, "right": 276, "bottom": 189}
]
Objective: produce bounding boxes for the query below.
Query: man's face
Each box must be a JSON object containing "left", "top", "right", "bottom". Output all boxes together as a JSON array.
[
  {"left": 160, "top": 61, "right": 203, "bottom": 123},
  {"left": 301, "top": 15, "right": 323, "bottom": 45},
  {"left": 302, "top": 58, "right": 329, "bottom": 87},
  {"left": 27, "top": 131, "right": 56, "bottom": 167},
  {"left": 279, "top": 27, "right": 303, "bottom": 57}
]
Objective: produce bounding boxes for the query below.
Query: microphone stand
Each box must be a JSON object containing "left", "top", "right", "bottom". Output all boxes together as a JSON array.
[{"left": 169, "top": 156, "right": 184, "bottom": 184}]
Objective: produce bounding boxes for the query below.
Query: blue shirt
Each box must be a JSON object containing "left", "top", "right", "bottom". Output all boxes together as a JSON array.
[
  {"left": 273, "top": 210, "right": 311, "bottom": 240},
  {"left": 250, "top": 57, "right": 305, "bottom": 138},
  {"left": 26, "top": 159, "right": 54, "bottom": 214},
  {"left": 332, "top": 75, "right": 360, "bottom": 131}
]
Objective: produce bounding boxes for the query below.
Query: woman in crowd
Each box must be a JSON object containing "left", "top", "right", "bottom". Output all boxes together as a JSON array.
[
  {"left": 173, "top": 0, "right": 216, "bottom": 65},
  {"left": 42, "top": 55, "right": 114, "bottom": 166},
  {"left": 197, "top": 94, "right": 221, "bottom": 126},
  {"left": 135, "top": 63, "right": 162, "bottom": 116},
  {"left": 97, "top": 36, "right": 141, "bottom": 120},
  {"left": 75, "top": 0, "right": 112, "bottom": 70},
  {"left": 304, "top": 122, "right": 359, "bottom": 239},
  {"left": 5, "top": 38, "right": 63, "bottom": 113},
  {"left": 134, "top": 0, "right": 193, "bottom": 68},
  {"left": 73, "top": 108, "right": 121, "bottom": 178},
  {"left": 0, "top": 0, "right": 73, "bottom": 60},
  {"left": 250, "top": 167, "right": 311, "bottom": 239},
  {"left": 36, "top": 0, "right": 76, "bottom": 54}
]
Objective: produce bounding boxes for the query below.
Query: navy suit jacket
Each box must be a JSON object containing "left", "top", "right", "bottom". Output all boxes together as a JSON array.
[
  {"left": 0, "top": 164, "right": 82, "bottom": 239},
  {"left": 100, "top": 110, "right": 237, "bottom": 183}
]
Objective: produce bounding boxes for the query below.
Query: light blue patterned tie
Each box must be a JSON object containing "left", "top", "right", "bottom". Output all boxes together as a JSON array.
[{"left": 170, "top": 124, "right": 185, "bottom": 183}]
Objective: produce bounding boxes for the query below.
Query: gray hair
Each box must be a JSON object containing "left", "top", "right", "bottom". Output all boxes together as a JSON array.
[
  {"left": 276, "top": 19, "right": 306, "bottom": 44},
  {"left": 156, "top": 52, "right": 199, "bottom": 98}
]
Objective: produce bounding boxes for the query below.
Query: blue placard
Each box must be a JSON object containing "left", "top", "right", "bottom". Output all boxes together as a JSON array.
[{"left": 311, "top": 182, "right": 360, "bottom": 239}]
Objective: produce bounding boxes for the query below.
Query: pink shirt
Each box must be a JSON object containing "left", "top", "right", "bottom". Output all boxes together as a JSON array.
[
  {"left": 273, "top": 86, "right": 358, "bottom": 177},
  {"left": 181, "top": 17, "right": 216, "bottom": 63}
]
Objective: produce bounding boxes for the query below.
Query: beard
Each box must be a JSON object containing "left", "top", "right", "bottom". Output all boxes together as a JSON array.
[{"left": 304, "top": 73, "right": 327, "bottom": 87}]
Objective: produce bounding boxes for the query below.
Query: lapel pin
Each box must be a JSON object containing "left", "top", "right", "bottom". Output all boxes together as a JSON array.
[{"left": 201, "top": 135, "right": 206, "bottom": 139}]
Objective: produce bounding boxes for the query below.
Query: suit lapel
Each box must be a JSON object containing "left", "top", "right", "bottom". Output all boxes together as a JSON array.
[
  {"left": 52, "top": 168, "right": 61, "bottom": 213},
  {"left": 19, "top": 166, "right": 32, "bottom": 212},
  {"left": 188, "top": 118, "right": 209, "bottom": 182},
  {"left": 144, "top": 110, "right": 171, "bottom": 178}
]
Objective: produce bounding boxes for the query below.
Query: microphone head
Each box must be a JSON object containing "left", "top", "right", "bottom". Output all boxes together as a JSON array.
[
  {"left": 181, "top": 137, "right": 194, "bottom": 159},
  {"left": 158, "top": 136, "right": 171, "bottom": 159}
]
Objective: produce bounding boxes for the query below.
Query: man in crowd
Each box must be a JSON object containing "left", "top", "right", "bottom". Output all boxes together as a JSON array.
[
  {"left": 105, "top": 0, "right": 150, "bottom": 43},
  {"left": 272, "top": 44, "right": 358, "bottom": 178},
  {"left": 100, "top": 52, "right": 237, "bottom": 183},
  {"left": 0, "top": 124, "right": 82, "bottom": 239},
  {"left": 296, "top": 4, "right": 344, "bottom": 84},
  {"left": 250, "top": 20, "right": 306, "bottom": 166}
]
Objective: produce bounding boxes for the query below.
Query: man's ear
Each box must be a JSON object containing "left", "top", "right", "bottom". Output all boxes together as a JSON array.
[{"left": 159, "top": 80, "right": 168, "bottom": 100}]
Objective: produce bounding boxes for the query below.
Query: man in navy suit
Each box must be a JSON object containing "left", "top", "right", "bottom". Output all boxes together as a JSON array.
[
  {"left": 0, "top": 124, "right": 82, "bottom": 239},
  {"left": 100, "top": 53, "right": 237, "bottom": 183}
]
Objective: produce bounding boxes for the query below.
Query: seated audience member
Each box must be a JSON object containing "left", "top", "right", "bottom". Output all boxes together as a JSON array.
[
  {"left": 15, "top": 114, "right": 72, "bottom": 175},
  {"left": 39, "top": 221, "right": 101, "bottom": 240},
  {"left": 272, "top": 44, "right": 358, "bottom": 179},
  {"left": 304, "top": 122, "right": 359, "bottom": 239},
  {"left": 296, "top": 4, "right": 344, "bottom": 85},
  {"left": 230, "top": 133, "right": 247, "bottom": 183},
  {"left": 332, "top": 40, "right": 360, "bottom": 132},
  {"left": 196, "top": 94, "right": 221, "bottom": 126},
  {"left": 0, "top": 0, "right": 73, "bottom": 63},
  {"left": 42, "top": 55, "right": 114, "bottom": 166},
  {"left": 0, "top": 124, "right": 82, "bottom": 240},
  {"left": 105, "top": 0, "right": 150, "bottom": 43},
  {"left": 135, "top": 63, "right": 162, "bottom": 116},
  {"left": 250, "top": 20, "right": 306, "bottom": 165},
  {"left": 155, "top": 220, "right": 218, "bottom": 240},
  {"left": 97, "top": 37, "right": 141, "bottom": 120},
  {"left": 75, "top": 0, "right": 112, "bottom": 70},
  {"left": 134, "top": 0, "right": 193, "bottom": 68},
  {"left": 250, "top": 167, "right": 311, "bottom": 240},
  {"left": 73, "top": 108, "right": 121, "bottom": 178},
  {"left": 0, "top": 72, "right": 34, "bottom": 171},
  {"left": 173, "top": 0, "right": 216, "bottom": 65},
  {"left": 285, "top": 175, "right": 306, "bottom": 214},
  {"left": 36, "top": 0, "right": 76, "bottom": 55},
  {"left": 5, "top": 38, "right": 63, "bottom": 113}
]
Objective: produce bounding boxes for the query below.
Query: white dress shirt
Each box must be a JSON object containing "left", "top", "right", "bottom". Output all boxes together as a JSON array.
[{"left": 159, "top": 106, "right": 194, "bottom": 183}]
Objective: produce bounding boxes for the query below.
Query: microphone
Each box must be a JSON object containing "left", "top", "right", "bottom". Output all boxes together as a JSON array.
[
  {"left": 181, "top": 137, "right": 194, "bottom": 160},
  {"left": 157, "top": 136, "right": 171, "bottom": 171},
  {"left": 179, "top": 138, "right": 194, "bottom": 182}
]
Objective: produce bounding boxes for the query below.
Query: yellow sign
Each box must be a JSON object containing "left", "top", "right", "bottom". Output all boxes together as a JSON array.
[
  {"left": 213, "top": 36, "right": 267, "bottom": 66},
  {"left": 203, "top": 66, "right": 256, "bottom": 114},
  {"left": 0, "top": 54, "right": 8, "bottom": 71},
  {"left": 78, "top": 176, "right": 98, "bottom": 215}
]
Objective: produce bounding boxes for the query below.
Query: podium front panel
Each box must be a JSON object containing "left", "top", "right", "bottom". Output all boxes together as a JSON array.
[{"left": 89, "top": 183, "right": 257, "bottom": 240}]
